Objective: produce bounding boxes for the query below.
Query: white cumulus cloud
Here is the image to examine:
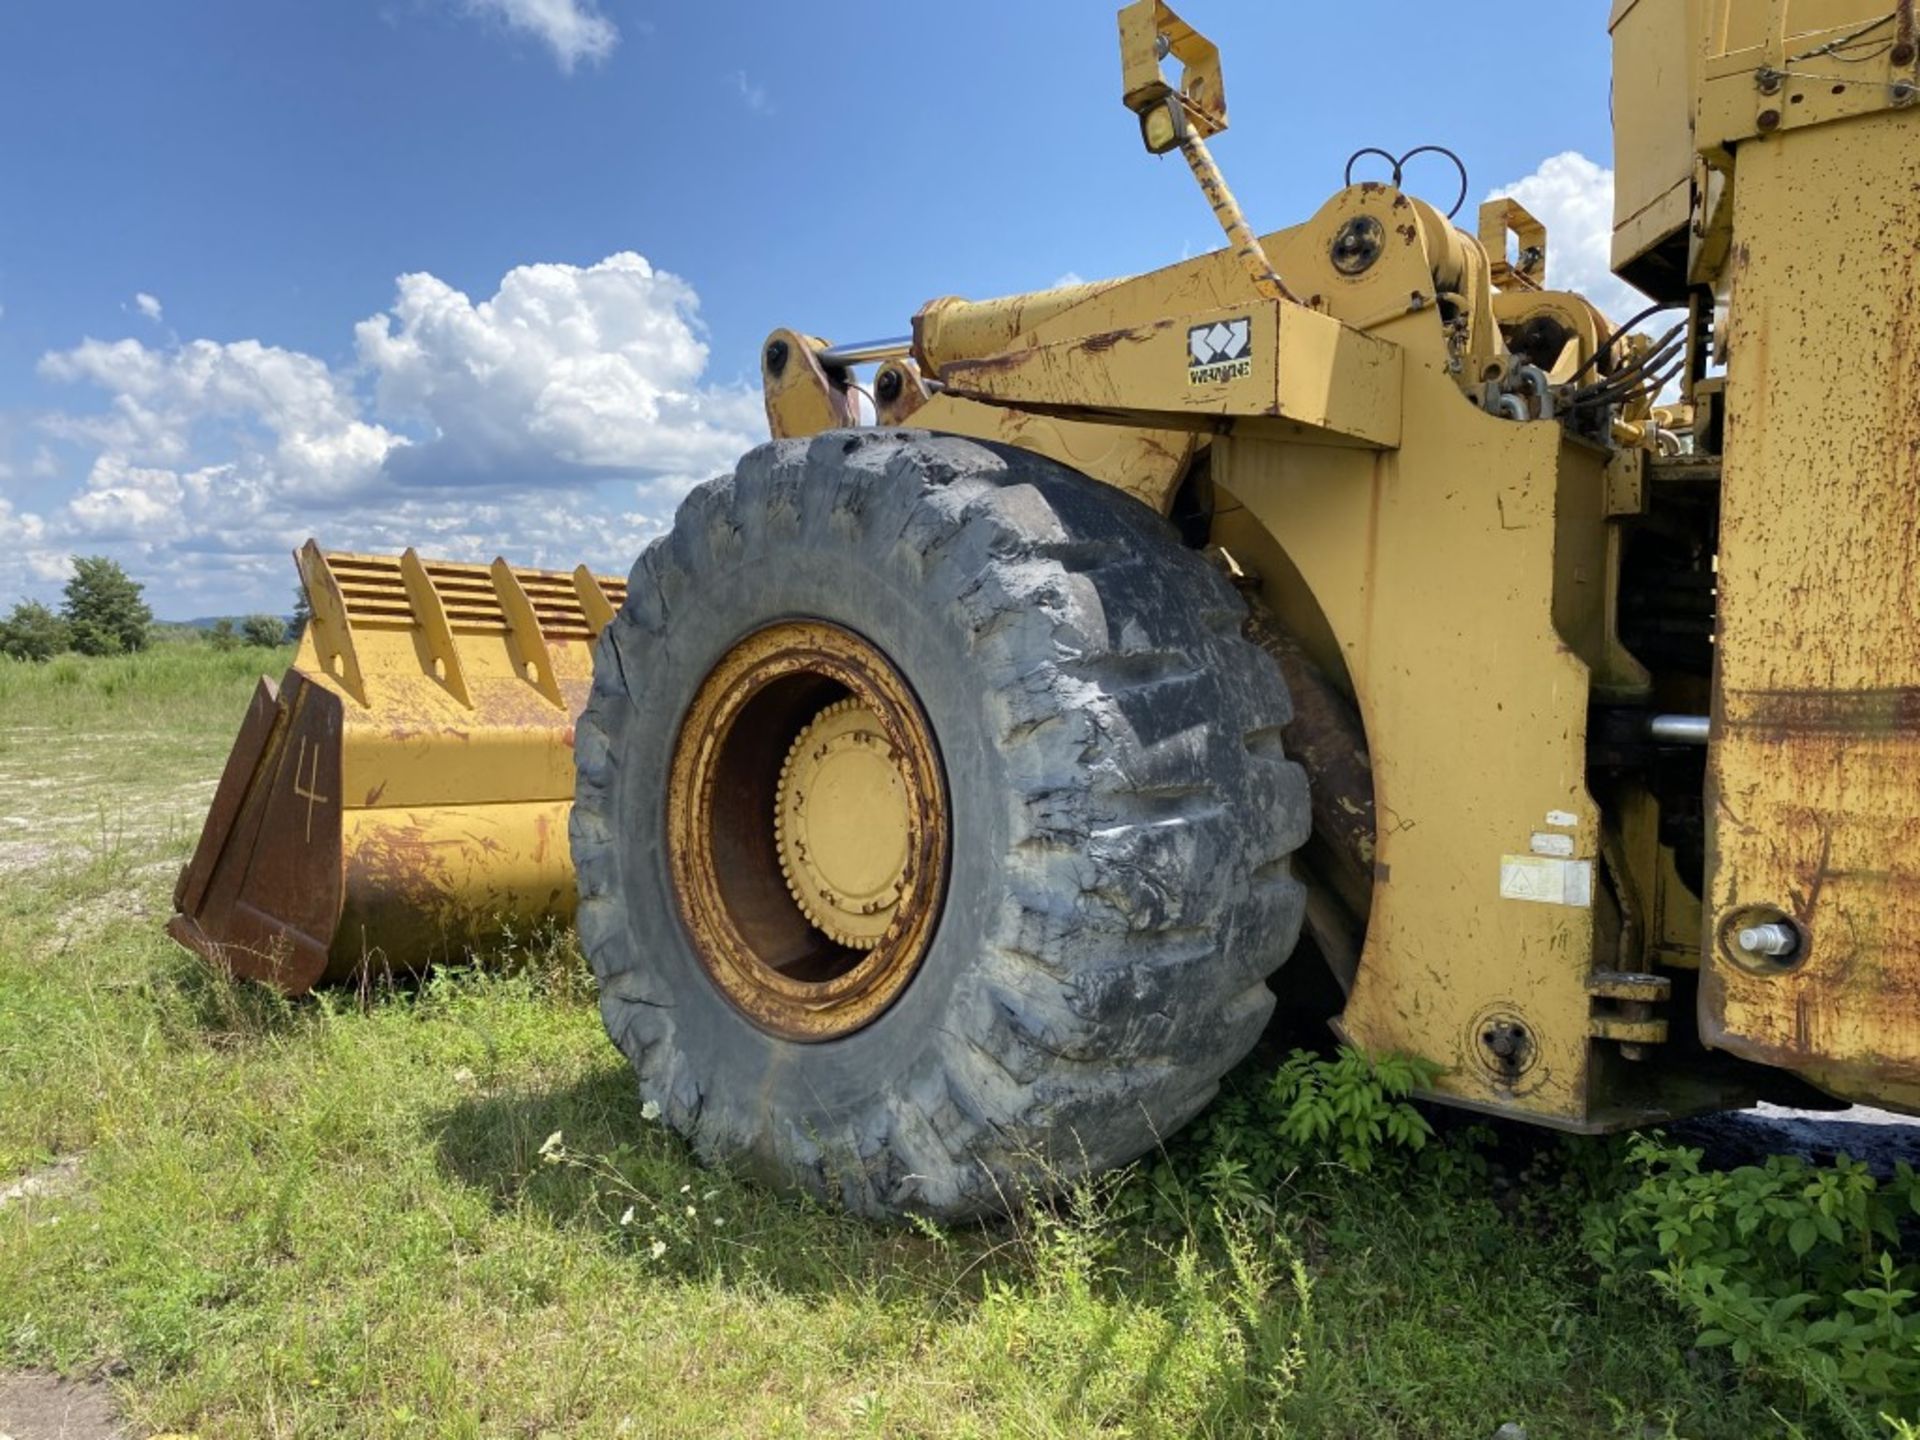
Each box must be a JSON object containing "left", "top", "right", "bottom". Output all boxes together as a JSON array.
[
  {"left": 1485, "top": 151, "right": 1642, "bottom": 324},
  {"left": 356, "top": 251, "right": 759, "bottom": 490},
  {"left": 133, "top": 292, "right": 163, "bottom": 323},
  {"left": 11, "top": 252, "right": 763, "bottom": 616},
  {"left": 463, "top": 0, "right": 617, "bottom": 72},
  {"left": 39, "top": 335, "right": 403, "bottom": 502}
]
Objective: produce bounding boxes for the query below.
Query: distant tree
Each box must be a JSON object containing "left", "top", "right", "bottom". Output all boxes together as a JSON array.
[
  {"left": 240, "top": 613, "right": 287, "bottom": 648},
  {"left": 208, "top": 617, "right": 240, "bottom": 652},
  {"left": 62, "top": 555, "right": 152, "bottom": 655},
  {"left": 0, "top": 600, "right": 70, "bottom": 662},
  {"left": 290, "top": 583, "right": 311, "bottom": 644}
]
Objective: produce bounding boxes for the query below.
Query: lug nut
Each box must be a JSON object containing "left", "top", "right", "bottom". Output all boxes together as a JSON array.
[{"left": 1737, "top": 921, "right": 1800, "bottom": 959}]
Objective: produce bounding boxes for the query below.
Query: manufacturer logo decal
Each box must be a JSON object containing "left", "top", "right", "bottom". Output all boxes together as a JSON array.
[{"left": 1187, "top": 317, "right": 1252, "bottom": 386}]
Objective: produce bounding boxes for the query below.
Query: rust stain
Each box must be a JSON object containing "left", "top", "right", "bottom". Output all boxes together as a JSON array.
[
  {"left": 1788, "top": 825, "right": 1835, "bottom": 929},
  {"left": 1078, "top": 326, "right": 1138, "bottom": 354},
  {"left": 343, "top": 820, "right": 455, "bottom": 911},
  {"left": 1730, "top": 686, "right": 1920, "bottom": 736},
  {"left": 940, "top": 350, "right": 1030, "bottom": 381}
]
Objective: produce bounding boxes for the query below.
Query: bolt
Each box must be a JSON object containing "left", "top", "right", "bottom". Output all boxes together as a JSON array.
[
  {"left": 764, "top": 338, "right": 790, "bottom": 377},
  {"left": 1737, "top": 920, "right": 1800, "bottom": 959},
  {"left": 1481, "top": 1021, "right": 1528, "bottom": 1061},
  {"left": 1894, "top": 80, "right": 1918, "bottom": 104},
  {"left": 1330, "top": 216, "right": 1384, "bottom": 276},
  {"left": 1757, "top": 108, "right": 1782, "bottom": 131},
  {"left": 1755, "top": 66, "right": 1784, "bottom": 94},
  {"left": 1892, "top": 42, "right": 1916, "bottom": 67},
  {"left": 875, "top": 367, "right": 903, "bottom": 405}
]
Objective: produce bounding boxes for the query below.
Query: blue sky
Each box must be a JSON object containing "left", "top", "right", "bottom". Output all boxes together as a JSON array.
[{"left": 0, "top": 1, "right": 1623, "bottom": 617}]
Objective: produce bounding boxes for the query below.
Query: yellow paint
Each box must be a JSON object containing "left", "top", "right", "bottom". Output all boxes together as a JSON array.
[
  {"left": 775, "top": 698, "right": 914, "bottom": 949},
  {"left": 170, "top": 543, "right": 623, "bottom": 990}
]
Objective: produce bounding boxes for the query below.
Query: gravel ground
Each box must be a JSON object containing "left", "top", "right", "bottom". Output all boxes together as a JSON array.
[{"left": 1677, "top": 1102, "right": 1920, "bottom": 1172}]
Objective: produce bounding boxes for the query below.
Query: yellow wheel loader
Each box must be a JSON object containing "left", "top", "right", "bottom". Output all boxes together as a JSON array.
[{"left": 177, "top": 0, "right": 1920, "bottom": 1218}]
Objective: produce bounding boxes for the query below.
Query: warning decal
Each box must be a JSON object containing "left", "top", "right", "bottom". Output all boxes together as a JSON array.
[
  {"left": 1188, "top": 317, "right": 1253, "bottom": 386},
  {"left": 1499, "top": 854, "right": 1593, "bottom": 908}
]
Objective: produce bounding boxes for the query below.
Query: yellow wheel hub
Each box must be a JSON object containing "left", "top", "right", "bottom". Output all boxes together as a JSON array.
[
  {"left": 666, "top": 620, "right": 949, "bottom": 1041},
  {"left": 775, "top": 699, "right": 913, "bottom": 948}
]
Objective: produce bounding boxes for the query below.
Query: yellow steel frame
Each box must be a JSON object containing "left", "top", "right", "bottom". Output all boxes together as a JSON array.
[{"left": 752, "top": 0, "right": 1920, "bottom": 1124}]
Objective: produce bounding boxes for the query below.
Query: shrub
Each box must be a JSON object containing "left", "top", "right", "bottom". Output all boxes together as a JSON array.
[
  {"left": 239, "top": 614, "right": 287, "bottom": 648},
  {"left": 1152, "top": 1047, "right": 1442, "bottom": 1220},
  {"left": 207, "top": 619, "right": 239, "bottom": 652},
  {"left": 1590, "top": 1135, "right": 1920, "bottom": 1421},
  {"left": 62, "top": 555, "right": 152, "bottom": 655},
  {"left": 0, "top": 600, "right": 70, "bottom": 661}
]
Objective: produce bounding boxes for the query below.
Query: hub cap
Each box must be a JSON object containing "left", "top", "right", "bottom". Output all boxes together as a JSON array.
[
  {"left": 666, "top": 621, "right": 948, "bottom": 1041},
  {"left": 775, "top": 699, "right": 913, "bottom": 948}
]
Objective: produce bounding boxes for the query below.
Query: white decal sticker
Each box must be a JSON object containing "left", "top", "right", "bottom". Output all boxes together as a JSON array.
[
  {"left": 1530, "top": 832, "right": 1575, "bottom": 857},
  {"left": 1544, "top": 810, "right": 1578, "bottom": 829},
  {"left": 1499, "top": 855, "right": 1593, "bottom": 907}
]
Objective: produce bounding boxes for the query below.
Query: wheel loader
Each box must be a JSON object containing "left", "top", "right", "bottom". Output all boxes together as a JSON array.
[{"left": 173, "top": 0, "right": 1920, "bottom": 1219}]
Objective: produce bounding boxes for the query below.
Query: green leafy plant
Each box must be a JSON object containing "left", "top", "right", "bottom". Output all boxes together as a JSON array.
[
  {"left": 1590, "top": 1135, "right": 1920, "bottom": 1424},
  {"left": 1154, "top": 1047, "right": 1442, "bottom": 1219},
  {"left": 1268, "top": 1046, "right": 1439, "bottom": 1171}
]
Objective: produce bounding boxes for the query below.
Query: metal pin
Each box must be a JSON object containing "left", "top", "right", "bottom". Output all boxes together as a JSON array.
[{"left": 1737, "top": 921, "right": 1800, "bottom": 959}]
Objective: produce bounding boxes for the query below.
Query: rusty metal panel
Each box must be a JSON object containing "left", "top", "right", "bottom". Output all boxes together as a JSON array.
[
  {"left": 167, "top": 670, "right": 344, "bottom": 992},
  {"left": 1702, "top": 107, "right": 1920, "bottom": 1109}
]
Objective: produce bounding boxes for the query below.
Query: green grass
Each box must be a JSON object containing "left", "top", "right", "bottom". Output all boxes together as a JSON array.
[{"left": 0, "top": 644, "right": 1853, "bottom": 1437}]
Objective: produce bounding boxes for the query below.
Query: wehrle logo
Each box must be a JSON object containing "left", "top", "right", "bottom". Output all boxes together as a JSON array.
[{"left": 1187, "top": 317, "right": 1252, "bottom": 386}]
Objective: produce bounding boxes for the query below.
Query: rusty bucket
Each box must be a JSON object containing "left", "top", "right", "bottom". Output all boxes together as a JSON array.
[{"left": 168, "top": 540, "right": 625, "bottom": 994}]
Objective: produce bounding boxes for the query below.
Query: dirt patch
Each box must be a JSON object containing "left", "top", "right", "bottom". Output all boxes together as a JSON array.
[
  {"left": 0, "top": 1157, "right": 83, "bottom": 1212},
  {"left": 0, "top": 842, "right": 55, "bottom": 877},
  {"left": 0, "top": 1372, "right": 125, "bottom": 1440}
]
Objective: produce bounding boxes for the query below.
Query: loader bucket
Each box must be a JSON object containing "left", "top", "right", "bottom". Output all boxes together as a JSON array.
[{"left": 168, "top": 540, "right": 627, "bottom": 994}]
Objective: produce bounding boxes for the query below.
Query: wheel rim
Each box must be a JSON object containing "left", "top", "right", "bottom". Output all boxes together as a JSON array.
[{"left": 666, "top": 620, "right": 949, "bottom": 1041}]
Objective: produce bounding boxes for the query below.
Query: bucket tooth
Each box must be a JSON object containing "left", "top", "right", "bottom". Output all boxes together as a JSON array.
[{"left": 169, "top": 541, "right": 627, "bottom": 994}]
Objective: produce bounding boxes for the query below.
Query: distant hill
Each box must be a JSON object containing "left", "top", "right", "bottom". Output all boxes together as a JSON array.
[{"left": 165, "top": 615, "right": 298, "bottom": 630}]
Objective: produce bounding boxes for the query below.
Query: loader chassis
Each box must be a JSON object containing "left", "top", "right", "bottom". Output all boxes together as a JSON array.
[{"left": 758, "top": 0, "right": 1920, "bottom": 1129}]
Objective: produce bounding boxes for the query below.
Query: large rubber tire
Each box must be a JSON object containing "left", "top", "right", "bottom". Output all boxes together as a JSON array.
[{"left": 570, "top": 431, "right": 1309, "bottom": 1220}]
